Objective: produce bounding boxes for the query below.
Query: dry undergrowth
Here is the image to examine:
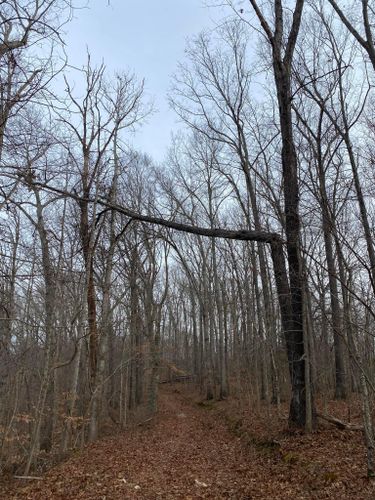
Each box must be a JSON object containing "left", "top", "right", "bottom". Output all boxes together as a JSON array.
[{"left": 1, "top": 385, "right": 374, "bottom": 499}]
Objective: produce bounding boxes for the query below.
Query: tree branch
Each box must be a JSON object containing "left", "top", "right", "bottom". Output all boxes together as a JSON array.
[{"left": 28, "top": 179, "right": 283, "bottom": 245}]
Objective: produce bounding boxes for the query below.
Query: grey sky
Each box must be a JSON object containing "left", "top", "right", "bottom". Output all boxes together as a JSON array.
[{"left": 64, "top": 1, "right": 225, "bottom": 162}]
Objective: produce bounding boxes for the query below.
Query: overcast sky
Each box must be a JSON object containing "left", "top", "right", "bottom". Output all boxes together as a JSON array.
[{"left": 64, "top": 1, "right": 226, "bottom": 162}]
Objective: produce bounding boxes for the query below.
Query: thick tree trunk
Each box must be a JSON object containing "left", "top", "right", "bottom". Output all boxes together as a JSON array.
[
  {"left": 61, "top": 331, "right": 83, "bottom": 453},
  {"left": 270, "top": 237, "right": 306, "bottom": 428},
  {"left": 25, "top": 190, "right": 56, "bottom": 474},
  {"left": 247, "top": 0, "right": 308, "bottom": 428},
  {"left": 272, "top": 47, "right": 310, "bottom": 427},
  {"left": 148, "top": 320, "right": 161, "bottom": 414}
]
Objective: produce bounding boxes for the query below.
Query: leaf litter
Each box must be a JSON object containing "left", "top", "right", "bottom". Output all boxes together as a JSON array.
[{"left": 2, "top": 385, "right": 375, "bottom": 499}]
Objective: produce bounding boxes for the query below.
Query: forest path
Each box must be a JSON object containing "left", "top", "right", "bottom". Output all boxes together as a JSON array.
[
  {"left": 9, "top": 385, "right": 273, "bottom": 500},
  {"left": 9, "top": 385, "right": 374, "bottom": 500}
]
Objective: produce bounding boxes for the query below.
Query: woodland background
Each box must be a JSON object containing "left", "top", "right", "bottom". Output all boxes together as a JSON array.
[{"left": 1, "top": 0, "right": 375, "bottom": 482}]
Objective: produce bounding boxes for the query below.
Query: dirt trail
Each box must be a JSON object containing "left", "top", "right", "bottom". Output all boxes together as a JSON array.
[
  {"left": 4, "top": 386, "right": 375, "bottom": 499},
  {"left": 6, "top": 387, "right": 268, "bottom": 499}
]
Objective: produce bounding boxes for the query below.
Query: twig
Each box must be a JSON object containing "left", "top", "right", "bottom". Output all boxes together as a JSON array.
[{"left": 14, "top": 475, "right": 43, "bottom": 480}]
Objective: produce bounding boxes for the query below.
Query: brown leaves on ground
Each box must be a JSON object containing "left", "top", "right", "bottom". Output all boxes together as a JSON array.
[{"left": 2, "top": 386, "right": 375, "bottom": 499}]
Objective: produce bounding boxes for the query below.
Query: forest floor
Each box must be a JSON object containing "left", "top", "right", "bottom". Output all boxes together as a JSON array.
[{"left": 2, "top": 384, "right": 375, "bottom": 499}]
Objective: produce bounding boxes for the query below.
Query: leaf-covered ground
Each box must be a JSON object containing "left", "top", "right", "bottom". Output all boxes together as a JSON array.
[{"left": 3, "top": 385, "right": 375, "bottom": 499}]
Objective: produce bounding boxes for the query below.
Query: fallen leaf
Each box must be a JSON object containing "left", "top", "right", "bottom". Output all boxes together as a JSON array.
[{"left": 194, "top": 479, "right": 208, "bottom": 487}]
